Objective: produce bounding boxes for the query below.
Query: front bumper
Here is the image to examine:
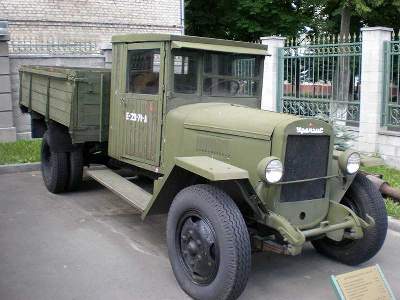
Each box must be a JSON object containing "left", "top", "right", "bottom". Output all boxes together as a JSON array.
[{"left": 262, "top": 200, "right": 375, "bottom": 255}]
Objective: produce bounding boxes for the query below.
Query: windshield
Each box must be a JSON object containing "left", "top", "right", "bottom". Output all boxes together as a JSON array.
[{"left": 173, "top": 49, "right": 262, "bottom": 97}]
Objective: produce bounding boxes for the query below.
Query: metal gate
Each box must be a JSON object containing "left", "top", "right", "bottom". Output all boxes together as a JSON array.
[
  {"left": 277, "top": 35, "right": 362, "bottom": 126},
  {"left": 382, "top": 35, "right": 400, "bottom": 129}
]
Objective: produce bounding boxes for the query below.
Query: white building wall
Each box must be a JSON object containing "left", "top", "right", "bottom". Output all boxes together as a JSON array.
[{"left": 0, "top": 0, "right": 183, "bottom": 44}]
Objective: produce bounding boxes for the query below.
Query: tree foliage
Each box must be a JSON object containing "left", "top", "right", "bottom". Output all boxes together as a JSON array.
[
  {"left": 185, "top": 0, "right": 314, "bottom": 41},
  {"left": 185, "top": 0, "right": 400, "bottom": 41},
  {"left": 300, "top": 0, "right": 400, "bottom": 35}
]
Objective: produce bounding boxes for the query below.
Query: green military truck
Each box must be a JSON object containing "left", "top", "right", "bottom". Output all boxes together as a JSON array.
[{"left": 19, "top": 34, "right": 387, "bottom": 300}]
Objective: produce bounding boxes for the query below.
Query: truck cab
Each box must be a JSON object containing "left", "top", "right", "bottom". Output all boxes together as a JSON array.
[
  {"left": 19, "top": 34, "right": 387, "bottom": 300},
  {"left": 108, "top": 34, "right": 267, "bottom": 173}
]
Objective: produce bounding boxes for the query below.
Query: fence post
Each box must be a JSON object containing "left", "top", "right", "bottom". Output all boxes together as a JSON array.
[
  {"left": 260, "top": 36, "right": 286, "bottom": 111},
  {"left": 358, "top": 27, "right": 393, "bottom": 154},
  {"left": 0, "top": 21, "right": 16, "bottom": 142}
]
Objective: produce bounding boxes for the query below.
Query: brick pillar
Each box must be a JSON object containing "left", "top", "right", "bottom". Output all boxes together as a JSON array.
[
  {"left": 100, "top": 42, "right": 112, "bottom": 69},
  {"left": 260, "top": 36, "right": 286, "bottom": 111},
  {"left": 358, "top": 27, "right": 393, "bottom": 154},
  {"left": 0, "top": 21, "right": 16, "bottom": 142}
]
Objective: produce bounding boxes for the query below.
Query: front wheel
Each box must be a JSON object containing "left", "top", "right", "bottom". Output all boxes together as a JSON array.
[
  {"left": 312, "top": 173, "right": 388, "bottom": 265},
  {"left": 166, "top": 184, "right": 251, "bottom": 300}
]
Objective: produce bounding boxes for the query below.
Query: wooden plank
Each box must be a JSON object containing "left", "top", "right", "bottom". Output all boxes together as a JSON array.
[
  {"left": 31, "top": 86, "right": 72, "bottom": 105},
  {"left": 20, "top": 86, "right": 29, "bottom": 106},
  {"left": 31, "top": 99, "right": 46, "bottom": 115},
  {"left": 20, "top": 66, "right": 70, "bottom": 79},
  {"left": 48, "top": 89, "right": 73, "bottom": 104},
  {"left": 86, "top": 168, "right": 152, "bottom": 212},
  {"left": 32, "top": 75, "right": 50, "bottom": 88},
  {"left": 50, "top": 79, "right": 75, "bottom": 93}
]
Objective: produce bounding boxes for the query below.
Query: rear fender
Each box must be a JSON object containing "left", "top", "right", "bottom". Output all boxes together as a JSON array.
[{"left": 47, "top": 121, "right": 74, "bottom": 153}]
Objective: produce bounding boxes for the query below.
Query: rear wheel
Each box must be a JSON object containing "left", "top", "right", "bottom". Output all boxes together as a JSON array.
[
  {"left": 167, "top": 184, "right": 251, "bottom": 300},
  {"left": 66, "top": 147, "right": 84, "bottom": 192},
  {"left": 312, "top": 173, "right": 388, "bottom": 265},
  {"left": 41, "top": 132, "right": 69, "bottom": 194}
]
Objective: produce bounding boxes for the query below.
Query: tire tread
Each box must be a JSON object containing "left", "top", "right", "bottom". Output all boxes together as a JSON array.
[{"left": 167, "top": 184, "right": 251, "bottom": 300}]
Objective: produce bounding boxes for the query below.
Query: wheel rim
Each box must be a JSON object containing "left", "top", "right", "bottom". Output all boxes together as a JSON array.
[{"left": 176, "top": 210, "right": 219, "bottom": 285}]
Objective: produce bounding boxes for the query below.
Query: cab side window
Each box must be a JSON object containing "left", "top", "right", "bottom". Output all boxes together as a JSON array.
[
  {"left": 173, "top": 50, "right": 198, "bottom": 94},
  {"left": 127, "top": 49, "right": 160, "bottom": 94}
]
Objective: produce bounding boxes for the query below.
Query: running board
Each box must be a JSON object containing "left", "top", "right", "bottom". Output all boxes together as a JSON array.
[{"left": 86, "top": 168, "right": 152, "bottom": 212}]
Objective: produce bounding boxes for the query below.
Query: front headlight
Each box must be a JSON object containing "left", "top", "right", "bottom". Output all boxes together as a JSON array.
[
  {"left": 339, "top": 150, "right": 360, "bottom": 175},
  {"left": 257, "top": 157, "right": 283, "bottom": 183},
  {"left": 346, "top": 152, "right": 361, "bottom": 174}
]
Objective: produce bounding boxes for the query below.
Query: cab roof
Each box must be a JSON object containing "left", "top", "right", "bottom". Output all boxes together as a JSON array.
[{"left": 111, "top": 33, "right": 268, "bottom": 55}]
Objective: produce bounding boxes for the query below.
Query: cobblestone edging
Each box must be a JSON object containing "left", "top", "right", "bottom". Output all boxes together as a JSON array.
[
  {"left": 389, "top": 217, "right": 400, "bottom": 233},
  {"left": 0, "top": 162, "right": 40, "bottom": 174}
]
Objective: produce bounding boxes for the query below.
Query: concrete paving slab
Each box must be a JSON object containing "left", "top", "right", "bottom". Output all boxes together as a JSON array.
[{"left": 0, "top": 171, "right": 399, "bottom": 300}]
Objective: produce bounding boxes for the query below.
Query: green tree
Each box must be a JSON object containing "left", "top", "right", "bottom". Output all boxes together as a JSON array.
[
  {"left": 305, "top": 0, "right": 400, "bottom": 36},
  {"left": 185, "top": 0, "right": 314, "bottom": 41}
]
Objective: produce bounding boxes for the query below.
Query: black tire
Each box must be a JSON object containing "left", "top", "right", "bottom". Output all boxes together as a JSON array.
[
  {"left": 312, "top": 173, "right": 388, "bottom": 265},
  {"left": 41, "top": 132, "right": 69, "bottom": 194},
  {"left": 166, "top": 184, "right": 251, "bottom": 300},
  {"left": 66, "top": 147, "right": 83, "bottom": 192}
]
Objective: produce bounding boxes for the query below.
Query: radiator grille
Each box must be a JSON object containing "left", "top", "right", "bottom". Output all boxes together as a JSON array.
[{"left": 281, "top": 135, "right": 330, "bottom": 202}]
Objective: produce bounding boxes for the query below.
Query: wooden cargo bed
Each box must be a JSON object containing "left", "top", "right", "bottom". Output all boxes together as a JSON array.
[{"left": 19, "top": 65, "right": 111, "bottom": 143}]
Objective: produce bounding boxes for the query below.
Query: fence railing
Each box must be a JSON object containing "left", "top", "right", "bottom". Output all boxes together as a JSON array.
[
  {"left": 8, "top": 37, "right": 101, "bottom": 56},
  {"left": 278, "top": 34, "right": 362, "bottom": 126},
  {"left": 383, "top": 34, "right": 400, "bottom": 129}
]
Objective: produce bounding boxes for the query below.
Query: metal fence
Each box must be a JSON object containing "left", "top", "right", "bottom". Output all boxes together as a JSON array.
[
  {"left": 8, "top": 37, "right": 100, "bottom": 56},
  {"left": 383, "top": 33, "right": 400, "bottom": 129},
  {"left": 277, "top": 35, "right": 362, "bottom": 126}
]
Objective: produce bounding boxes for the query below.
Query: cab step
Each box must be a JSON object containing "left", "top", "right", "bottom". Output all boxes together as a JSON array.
[{"left": 86, "top": 168, "right": 152, "bottom": 212}]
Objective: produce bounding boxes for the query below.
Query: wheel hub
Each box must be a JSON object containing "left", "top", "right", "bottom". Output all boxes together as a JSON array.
[{"left": 178, "top": 213, "right": 219, "bottom": 284}]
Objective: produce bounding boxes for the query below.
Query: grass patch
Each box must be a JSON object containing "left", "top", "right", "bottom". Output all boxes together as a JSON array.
[
  {"left": 0, "top": 139, "right": 41, "bottom": 165},
  {"left": 362, "top": 165, "right": 400, "bottom": 189},
  {"left": 362, "top": 165, "right": 400, "bottom": 220},
  {"left": 385, "top": 199, "right": 400, "bottom": 220}
]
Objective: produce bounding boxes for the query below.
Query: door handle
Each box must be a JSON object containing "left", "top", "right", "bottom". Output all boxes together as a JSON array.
[{"left": 120, "top": 97, "right": 126, "bottom": 105}]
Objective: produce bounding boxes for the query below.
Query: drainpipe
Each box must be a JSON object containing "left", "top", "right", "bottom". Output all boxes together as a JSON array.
[{"left": 180, "top": 0, "right": 185, "bottom": 35}]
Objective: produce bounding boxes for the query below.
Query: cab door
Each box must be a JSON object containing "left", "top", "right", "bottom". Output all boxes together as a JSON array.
[{"left": 117, "top": 42, "right": 165, "bottom": 168}]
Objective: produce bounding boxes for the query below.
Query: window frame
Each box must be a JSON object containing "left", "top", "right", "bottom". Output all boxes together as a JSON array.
[
  {"left": 170, "top": 48, "right": 264, "bottom": 100},
  {"left": 123, "top": 42, "right": 165, "bottom": 98},
  {"left": 172, "top": 49, "right": 201, "bottom": 96},
  {"left": 202, "top": 52, "right": 262, "bottom": 98}
]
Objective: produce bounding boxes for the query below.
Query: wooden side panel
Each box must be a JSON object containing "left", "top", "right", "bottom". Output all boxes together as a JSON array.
[
  {"left": 19, "top": 72, "right": 31, "bottom": 107},
  {"left": 19, "top": 66, "right": 111, "bottom": 143},
  {"left": 20, "top": 71, "right": 73, "bottom": 127},
  {"left": 74, "top": 71, "right": 111, "bottom": 142}
]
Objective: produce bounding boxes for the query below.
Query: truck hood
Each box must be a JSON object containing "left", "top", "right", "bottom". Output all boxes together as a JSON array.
[{"left": 179, "top": 103, "right": 300, "bottom": 140}]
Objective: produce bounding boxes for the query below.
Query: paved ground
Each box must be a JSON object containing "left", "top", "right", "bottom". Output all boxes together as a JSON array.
[{"left": 0, "top": 171, "right": 399, "bottom": 300}]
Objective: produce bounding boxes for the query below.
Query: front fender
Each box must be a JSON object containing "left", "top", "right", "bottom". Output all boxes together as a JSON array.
[
  {"left": 175, "top": 156, "right": 249, "bottom": 181},
  {"left": 141, "top": 156, "right": 250, "bottom": 219}
]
